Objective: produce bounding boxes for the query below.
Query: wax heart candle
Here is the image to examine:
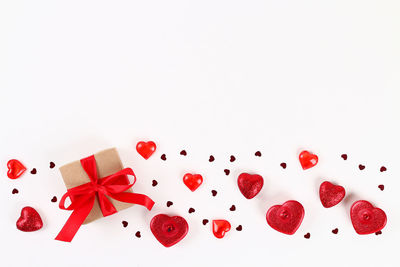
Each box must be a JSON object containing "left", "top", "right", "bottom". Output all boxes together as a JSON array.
[
  {"left": 319, "top": 181, "right": 346, "bottom": 208},
  {"left": 266, "top": 200, "right": 304, "bottom": 235},
  {"left": 150, "top": 214, "right": 188, "bottom": 247},
  {"left": 136, "top": 141, "right": 156, "bottom": 159},
  {"left": 7, "top": 159, "right": 27, "bottom": 179},
  {"left": 16, "top": 207, "right": 43, "bottom": 232},
  {"left": 299, "top": 150, "right": 318, "bottom": 170},
  {"left": 183, "top": 173, "right": 203, "bottom": 192},
  {"left": 237, "top": 173, "right": 264, "bottom": 199},
  {"left": 350, "top": 200, "right": 387, "bottom": 235},
  {"left": 212, "top": 220, "right": 231, "bottom": 239}
]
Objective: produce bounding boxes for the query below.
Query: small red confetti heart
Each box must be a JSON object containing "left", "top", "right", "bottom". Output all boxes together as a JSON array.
[
  {"left": 166, "top": 201, "right": 173, "bottom": 207},
  {"left": 375, "top": 230, "right": 382, "bottom": 235},
  {"left": 319, "top": 181, "right": 346, "bottom": 208},
  {"left": 150, "top": 214, "right": 189, "bottom": 247},
  {"left": 378, "top": 185, "right": 384, "bottom": 191},
  {"left": 255, "top": 151, "right": 262, "bottom": 157},
  {"left": 230, "top": 155, "right": 236, "bottom": 162},
  {"left": 359, "top": 164, "right": 365, "bottom": 170},
  {"left": 122, "top": 221, "right": 128, "bottom": 227},
  {"left": 299, "top": 151, "right": 318, "bottom": 170},
  {"left": 350, "top": 200, "right": 386, "bottom": 235},
  {"left": 188, "top": 208, "right": 195, "bottom": 214},
  {"left": 161, "top": 154, "right": 167, "bottom": 161},
  {"left": 341, "top": 154, "right": 348, "bottom": 160},
  {"left": 152, "top": 180, "right": 158, "bottom": 187},
  {"left": 135, "top": 231, "right": 141, "bottom": 238},
  {"left": 211, "top": 190, "right": 217, "bottom": 197},
  {"left": 12, "top": 188, "right": 19, "bottom": 194},
  {"left": 332, "top": 228, "right": 339, "bottom": 234},
  {"left": 280, "top": 162, "right": 287, "bottom": 169},
  {"left": 51, "top": 196, "right": 57, "bottom": 203},
  {"left": 7, "top": 159, "right": 26, "bottom": 179},
  {"left": 30, "top": 168, "right": 37, "bottom": 174},
  {"left": 266, "top": 200, "right": 305, "bottom": 235},
  {"left": 304, "top": 233, "right": 310, "bottom": 239},
  {"left": 212, "top": 220, "right": 231, "bottom": 239},
  {"left": 49, "top": 162, "right": 55, "bottom": 169},
  {"left": 229, "top": 205, "right": 236, "bottom": 211},
  {"left": 209, "top": 155, "right": 215, "bottom": 162},
  {"left": 237, "top": 173, "right": 264, "bottom": 199},
  {"left": 16, "top": 207, "right": 43, "bottom": 232},
  {"left": 136, "top": 141, "right": 156, "bottom": 160},
  {"left": 183, "top": 173, "right": 203, "bottom": 192},
  {"left": 180, "top": 150, "right": 187, "bottom": 156},
  {"left": 224, "top": 169, "right": 230, "bottom": 175},
  {"left": 380, "top": 166, "right": 387, "bottom": 172},
  {"left": 236, "top": 225, "right": 243, "bottom": 231},
  {"left": 202, "top": 219, "right": 209, "bottom": 225}
]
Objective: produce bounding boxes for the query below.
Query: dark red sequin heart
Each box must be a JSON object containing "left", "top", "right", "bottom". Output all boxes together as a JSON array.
[
  {"left": 212, "top": 220, "right": 231, "bottom": 239},
  {"left": 16, "top": 207, "right": 43, "bottom": 232},
  {"left": 136, "top": 141, "right": 156, "bottom": 160},
  {"left": 7, "top": 159, "right": 27, "bottom": 179},
  {"left": 266, "top": 200, "right": 304, "bottom": 235},
  {"left": 350, "top": 200, "right": 387, "bottom": 235},
  {"left": 237, "top": 173, "right": 264, "bottom": 199},
  {"left": 150, "top": 214, "right": 188, "bottom": 247},
  {"left": 319, "top": 181, "right": 346, "bottom": 208},
  {"left": 299, "top": 150, "right": 318, "bottom": 170},
  {"left": 183, "top": 173, "right": 203, "bottom": 192}
]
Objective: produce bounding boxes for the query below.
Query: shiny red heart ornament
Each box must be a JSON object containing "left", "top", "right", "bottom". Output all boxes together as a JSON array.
[
  {"left": 150, "top": 214, "right": 188, "bottom": 247},
  {"left": 319, "top": 181, "right": 346, "bottom": 208},
  {"left": 16, "top": 207, "right": 43, "bottom": 232},
  {"left": 7, "top": 159, "right": 27, "bottom": 179},
  {"left": 237, "top": 173, "right": 264, "bottom": 199},
  {"left": 299, "top": 150, "right": 318, "bottom": 170},
  {"left": 136, "top": 141, "right": 156, "bottom": 159},
  {"left": 350, "top": 200, "right": 387, "bottom": 235},
  {"left": 212, "top": 220, "right": 231, "bottom": 239},
  {"left": 266, "top": 200, "right": 304, "bottom": 235},
  {"left": 183, "top": 173, "right": 203, "bottom": 192}
]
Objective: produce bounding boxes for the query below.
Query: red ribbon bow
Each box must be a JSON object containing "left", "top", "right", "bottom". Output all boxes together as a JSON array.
[{"left": 55, "top": 155, "right": 155, "bottom": 242}]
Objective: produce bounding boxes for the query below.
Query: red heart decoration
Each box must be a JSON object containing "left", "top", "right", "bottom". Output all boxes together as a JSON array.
[
  {"left": 299, "top": 150, "right": 318, "bottom": 170},
  {"left": 237, "top": 173, "right": 264, "bottom": 199},
  {"left": 150, "top": 214, "right": 188, "bottom": 247},
  {"left": 183, "top": 173, "right": 203, "bottom": 192},
  {"left": 7, "top": 159, "right": 27, "bottom": 179},
  {"left": 319, "top": 181, "right": 346, "bottom": 208},
  {"left": 136, "top": 141, "right": 156, "bottom": 160},
  {"left": 350, "top": 200, "right": 387, "bottom": 235},
  {"left": 212, "top": 220, "right": 231, "bottom": 239},
  {"left": 16, "top": 207, "right": 43, "bottom": 232},
  {"left": 266, "top": 200, "right": 305, "bottom": 235}
]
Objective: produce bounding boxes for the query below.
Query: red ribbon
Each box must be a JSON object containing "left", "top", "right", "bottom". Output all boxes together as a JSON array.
[{"left": 55, "top": 155, "right": 155, "bottom": 242}]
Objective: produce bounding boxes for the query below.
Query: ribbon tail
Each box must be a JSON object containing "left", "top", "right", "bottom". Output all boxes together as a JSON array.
[{"left": 109, "top": 192, "right": 155, "bottom": 211}]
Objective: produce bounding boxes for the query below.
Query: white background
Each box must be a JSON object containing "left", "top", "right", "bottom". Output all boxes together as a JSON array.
[{"left": 0, "top": 1, "right": 399, "bottom": 266}]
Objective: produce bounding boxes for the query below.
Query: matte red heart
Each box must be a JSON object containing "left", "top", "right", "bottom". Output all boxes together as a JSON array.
[
  {"left": 136, "top": 141, "right": 156, "bottom": 159},
  {"left": 183, "top": 173, "right": 203, "bottom": 192},
  {"left": 266, "top": 200, "right": 304, "bottom": 235},
  {"left": 212, "top": 220, "right": 231, "bottom": 238},
  {"left": 237, "top": 173, "right": 264, "bottom": 199},
  {"left": 319, "top": 181, "right": 346, "bottom": 208},
  {"left": 7, "top": 159, "right": 27, "bottom": 179},
  {"left": 350, "top": 200, "right": 387, "bottom": 235},
  {"left": 299, "top": 150, "right": 318, "bottom": 170},
  {"left": 16, "top": 207, "right": 43, "bottom": 232},
  {"left": 150, "top": 214, "right": 188, "bottom": 247}
]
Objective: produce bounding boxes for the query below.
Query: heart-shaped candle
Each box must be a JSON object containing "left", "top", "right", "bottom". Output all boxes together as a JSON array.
[
  {"left": 266, "top": 200, "right": 304, "bottom": 235},
  {"left": 136, "top": 141, "right": 156, "bottom": 160},
  {"left": 299, "top": 150, "right": 318, "bottom": 170},
  {"left": 237, "top": 173, "right": 264, "bottom": 199},
  {"left": 183, "top": 173, "right": 203, "bottom": 192},
  {"left": 319, "top": 181, "right": 346, "bottom": 208},
  {"left": 350, "top": 200, "right": 387, "bottom": 235},
  {"left": 16, "top": 207, "right": 43, "bottom": 232},
  {"left": 150, "top": 214, "right": 188, "bottom": 247},
  {"left": 7, "top": 159, "right": 27, "bottom": 179},
  {"left": 212, "top": 220, "right": 231, "bottom": 239}
]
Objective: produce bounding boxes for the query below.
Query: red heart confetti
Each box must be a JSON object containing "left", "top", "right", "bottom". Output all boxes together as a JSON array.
[
  {"left": 30, "top": 168, "right": 37, "bottom": 174},
  {"left": 150, "top": 214, "right": 189, "bottom": 247},
  {"left": 161, "top": 154, "right": 167, "bottom": 161},
  {"left": 209, "top": 155, "right": 215, "bottom": 162},
  {"left": 378, "top": 185, "right": 384, "bottom": 191},
  {"left": 319, "top": 181, "right": 346, "bottom": 208},
  {"left": 7, "top": 159, "right": 27, "bottom": 179},
  {"left": 375, "top": 230, "right": 382, "bottom": 235},
  {"left": 211, "top": 190, "right": 217, "bottom": 197},
  {"left": 350, "top": 200, "right": 387, "bottom": 235},
  {"left": 212, "top": 220, "right": 231, "bottom": 239},
  {"left": 49, "top": 162, "right": 56, "bottom": 169},
  {"left": 183, "top": 173, "right": 203, "bottom": 192},
  {"left": 359, "top": 164, "right": 365, "bottom": 170},
  {"left": 51, "top": 196, "right": 57, "bottom": 203},
  {"left": 266, "top": 200, "right": 305, "bottom": 235},
  {"left": 16, "top": 207, "right": 43, "bottom": 232},
  {"left": 299, "top": 150, "right": 318, "bottom": 170},
  {"left": 236, "top": 225, "right": 243, "bottom": 231},
  {"left": 122, "top": 221, "right": 128, "bottom": 227},
  {"left": 229, "top": 205, "right": 236, "bottom": 211},
  {"left": 166, "top": 201, "right": 173, "bottom": 207},
  {"left": 12, "top": 188, "right": 19, "bottom": 194},
  {"left": 152, "top": 180, "right": 158, "bottom": 187},
  {"left": 188, "top": 208, "right": 195, "bottom": 214},
  {"left": 230, "top": 155, "right": 236, "bottom": 162},
  {"left": 136, "top": 141, "right": 156, "bottom": 160},
  {"left": 224, "top": 169, "right": 230, "bottom": 175},
  {"left": 280, "top": 162, "right": 287, "bottom": 169},
  {"left": 341, "top": 154, "right": 348, "bottom": 160},
  {"left": 180, "top": 150, "right": 187, "bottom": 156},
  {"left": 237, "top": 173, "right": 264, "bottom": 199},
  {"left": 380, "top": 166, "right": 387, "bottom": 172},
  {"left": 255, "top": 151, "right": 262, "bottom": 157},
  {"left": 135, "top": 231, "right": 141, "bottom": 238},
  {"left": 304, "top": 232, "right": 310, "bottom": 239},
  {"left": 202, "top": 219, "right": 209, "bottom": 225},
  {"left": 332, "top": 228, "right": 339, "bottom": 234}
]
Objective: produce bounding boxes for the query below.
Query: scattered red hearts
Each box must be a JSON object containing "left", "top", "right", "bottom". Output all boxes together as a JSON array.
[
  {"left": 319, "top": 181, "right": 346, "bottom": 208},
  {"left": 304, "top": 232, "right": 310, "bottom": 239},
  {"left": 280, "top": 162, "right": 287, "bottom": 169},
  {"left": 266, "top": 200, "right": 305, "bottom": 235},
  {"left": 224, "top": 169, "right": 230, "bottom": 175},
  {"left": 183, "top": 173, "right": 203, "bottom": 192},
  {"left": 378, "top": 184, "right": 384, "bottom": 191},
  {"left": 150, "top": 214, "right": 188, "bottom": 247},
  {"left": 122, "top": 221, "right": 128, "bottom": 228},
  {"left": 299, "top": 150, "right": 318, "bottom": 170},
  {"left": 332, "top": 228, "right": 339, "bottom": 234},
  {"left": 136, "top": 141, "right": 156, "bottom": 160},
  {"left": 212, "top": 220, "right": 231, "bottom": 239},
  {"left": 230, "top": 155, "right": 236, "bottom": 162},
  {"left": 16, "top": 207, "right": 43, "bottom": 232},
  {"left": 202, "top": 219, "right": 209, "bottom": 225},
  {"left": 380, "top": 166, "right": 387, "bottom": 172},
  {"left": 135, "top": 231, "right": 141, "bottom": 238},
  {"left": 236, "top": 225, "right": 243, "bottom": 231},
  {"left": 255, "top": 151, "right": 262, "bottom": 157},
  {"left": 12, "top": 188, "right": 19, "bottom": 194},
  {"left": 7, "top": 159, "right": 27, "bottom": 179},
  {"left": 350, "top": 200, "right": 387, "bottom": 235},
  {"left": 359, "top": 164, "right": 365, "bottom": 170},
  {"left": 237, "top": 173, "right": 264, "bottom": 199},
  {"left": 341, "top": 154, "right": 348, "bottom": 160},
  {"left": 209, "top": 155, "right": 215, "bottom": 162}
]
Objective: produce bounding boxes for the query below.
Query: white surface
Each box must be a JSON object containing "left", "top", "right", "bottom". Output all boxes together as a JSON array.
[{"left": 0, "top": 1, "right": 399, "bottom": 266}]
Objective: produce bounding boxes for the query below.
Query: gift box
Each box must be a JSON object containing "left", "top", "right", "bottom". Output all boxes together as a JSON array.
[{"left": 56, "top": 148, "right": 154, "bottom": 242}]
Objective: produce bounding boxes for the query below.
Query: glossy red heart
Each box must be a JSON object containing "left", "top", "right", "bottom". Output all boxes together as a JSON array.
[
  {"left": 319, "top": 181, "right": 346, "bottom": 208},
  {"left": 212, "top": 220, "right": 231, "bottom": 239},
  {"left": 150, "top": 214, "right": 188, "bottom": 247},
  {"left": 237, "top": 173, "right": 264, "bottom": 199},
  {"left": 16, "top": 207, "right": 43, "bottom": 232},
  {"left": 7, "top": 159, "right": 27, "bottom": 179},
  {"left": 266, "top": 200, "right": 305, "bottom": 235},
  {"left": 299, "top": 150, "right": 318, "bottom": 170},
  {"left": 350, "top": 200, "right": 387, "bottom": 235},
  {"left": 136, "top": 141, "right": 156, "bottom": 159},
  {"left": 183, "top": 173, "right": 203, "bottom": 192}
]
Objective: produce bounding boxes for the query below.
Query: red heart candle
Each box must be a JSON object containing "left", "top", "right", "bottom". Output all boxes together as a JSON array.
[
  {"left": 183, "top": 173, "right": 203, "bottom": 192},
  {"left": 16, "top": 207, "right": 43, "bottom": 232},
  {"left": 299, "top": 150, "right": 318, "bottom": 170},
  {"left": 266, "top": 200, "right": 304, "bottom": 235},
  {"left": 237, "top": 173, "right": 264, "bottom": 199},
  {"left": 136, "top": 141, "right": 156, "bottom": 159},
  {"left": 350, "top": 200, "right": 387, "bottom": 235},
  {"left": 319, "top": 181, "right": 346, "bottom": 208},
  {"left": 7, "top": 159, "right": 27, "bottom": 179},
  {"left": 212, "top": 220, "right": 231, "bottom": 239},
  {"left": 150, "top": 214, "right": 188, "bottom": 247}
]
